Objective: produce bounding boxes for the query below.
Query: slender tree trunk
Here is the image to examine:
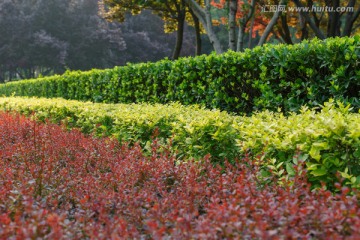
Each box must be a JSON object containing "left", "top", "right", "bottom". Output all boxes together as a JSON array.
[
  {"left": 228, "top": 0, "right": 237, "bottom": 51},
  {"left": 31, "top": 67, "right": 35, "bottom": 79},
  {"left": 301, "top": 24, "right": 309, "bottom": 40},
  {"left": 342, "top": 0, "right": 359, "bottom": 36},
  {"left": 190, "top": 9, "right": 202, "bottom": 55},
  {"left": 237, "top": 0, "right": 256, "bottom": 51},
  {"left": 281, "top": 14, "right": 293, "bottom": 44},
  {"left": 237, "top": 25, "right": 245, "bottom": 51},
  {"left": 325, "top": 0, "right": 332, "bottom": 36},
  {"left": 308, "top": 0, "right": 320, "bottom": 28},
  {"left": 299, "top": 13, "right": 309, "bottom": 40},
  {"left": 258, "top": 0, "right": 286, "bottom": 46},
  {"left": 204, "top": 0, "right": 223, "bottom": 53},
  {"left": 172, "top": 11, "right": 186, "bottom": 60},
  {"left": 328, "top": 0, "right": 340, "bottom": 37},
  {"left": 185, "top": 0, "right": 223, "bottom": 53},
  {"left": 248, "top": 14, "right": 255, "bottom": 48},
  {"left": 16, "top": 69, "right": 26, "bottom": 80},
  {"left": 293, "top": 0, "right": 326, "bottom": 39}
]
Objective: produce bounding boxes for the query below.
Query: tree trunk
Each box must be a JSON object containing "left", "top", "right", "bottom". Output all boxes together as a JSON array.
[
  {"left": 328, "top": 0, "right": 340, "bottom": 37},
  {"left": 293, "top": 0, "right": 326, "bottom": 39},
  {"left": 248, "top": 14, "right": 255, "bottom": 48},
  {"left": 299, "top": 13, "right": 309, "bottom": 40},
  {"left": 185, "top": 0, "right": 223, "bottom": 53},
  {"left": 301, "top": 23, "right": 309, "bottom": 40},
  {"left": 228, "top": 0, "right": 237, "bottom": 51},
  {"left": 172, "top": 11, "right": 186, "bottom": 60},
  {"left": 258, "top": 0, "right": 286, "bottom": 46},
  {"left": 343, "top": 0, "right": 360, "bottom": 36},
  {"left": 237, "top": 25, "right": 246, "bottom": 51},
  {"left": 280, "top": 14, "right": 293, "bottom": 44},
  {"left": 325, "top": 0, "right": 332, "bottom": 36},
  {"left": 237, "top": 0, "right": 256, "bottom": 51},
  {"left": 308, "top": 0, "right": 321, "bottom": 28},
  {"left": 190, "top": 9, "right": 202, "bottom": 55},
  {"left": 204, "top": 0, "right": 223, "bottom": 53}
]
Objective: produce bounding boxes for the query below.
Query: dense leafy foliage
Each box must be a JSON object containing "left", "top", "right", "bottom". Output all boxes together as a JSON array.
[
  {"left": 1, "top": 112, "right": 360, "bottom": 239},
  {"left": 1, "top": 97, "right": 359, "bottom": 188},
  {"left": 0, "top": 36, "right": 359, "bottom": 113},
  {"left": 2, "top": 5, "right": 358, "bottom": 236},
  {"left": 0, "top": 0, "right": 126, "bottom": 81},
  {"left": 0, "top": 97, "right": 238, "bottom": 162}
]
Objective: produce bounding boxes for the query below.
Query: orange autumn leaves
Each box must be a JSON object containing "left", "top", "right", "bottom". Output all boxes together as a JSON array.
[
  {"left": 210, "top": 0, "right": 270, "bottom": 38},
  {"left": 210, "top": 0, "right": 360, "bottom": 41}
]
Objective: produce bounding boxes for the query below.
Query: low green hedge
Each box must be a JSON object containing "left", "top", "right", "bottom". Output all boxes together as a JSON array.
[
  {"left": 1, "top": 97, "right": 360, "bottom": 189},
  {"left": 0, "top": 36, "right": 359, "bottom": 113},
  {"left": 0, "top": 97, "right": 239, "bottom": 162}
]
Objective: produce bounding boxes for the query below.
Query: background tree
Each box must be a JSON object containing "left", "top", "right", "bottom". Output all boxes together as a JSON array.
[
  {"left": 0, "top": 0, "right": 127, "bottom": 81},
  {"left": 186, "top": 0, "right": 276, "bottom": 52},
  {"left": 290, "top": 0, "right": 360, "bottom": 39},
  {"left": 0, "top": 0, "right": 203, "bottom": 82},
  {"left": 117, "top": 10, "right": 202, "bottom": 62},
  {"left": 100, "top": 0, "right": 205, "bottom": 59},
  {"left": 251, "top": 0, "right": 360, "bottom": 44},
  {"left": 186, "top": 0, "right": 360, "bottom": 53}
]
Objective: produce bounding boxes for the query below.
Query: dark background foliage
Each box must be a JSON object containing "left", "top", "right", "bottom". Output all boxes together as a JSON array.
[{"left": 0, "top": 0, "right": 208, "bottom": 82}]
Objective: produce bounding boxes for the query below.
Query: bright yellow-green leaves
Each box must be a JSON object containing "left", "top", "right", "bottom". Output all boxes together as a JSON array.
[
  {"left": 0, "top": 96, "right": 238, "bottom": 162},
  {"left": 1, "top": 97, "right": 359, "bottom": 188},
  {"left": 234, "top": 100, "right": 360, "bottom": 188}
]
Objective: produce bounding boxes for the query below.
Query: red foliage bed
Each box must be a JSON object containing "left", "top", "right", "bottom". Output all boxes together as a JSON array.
[{"left": 1, "top": 112, "right": 359, "bottom": 239}]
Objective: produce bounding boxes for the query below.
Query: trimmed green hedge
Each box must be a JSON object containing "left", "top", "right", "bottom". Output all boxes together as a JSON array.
[
  {"left": 1, "top": 97, "right": 360, "bottom": 189},
  {"left": 0, "top": 97, "right": 239, "bottom": 162},
  {"left": 0, "top": 37, "right": 359, "bottom": 113}
]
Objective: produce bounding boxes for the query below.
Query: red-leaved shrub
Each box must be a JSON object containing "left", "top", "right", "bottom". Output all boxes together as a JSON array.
[{"left": 1, "top": 112, "right": 360, "bottom": 239}]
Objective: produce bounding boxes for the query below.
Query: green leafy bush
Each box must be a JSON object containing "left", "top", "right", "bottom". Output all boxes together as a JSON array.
[
  {"left": 0, "top": 36, "right": 359, "bottom": 113},
  {"left": 0, "top": 97, "right": 239, "bottom": 162},
  {"left": 235, "top": 100, "right": 360, "bottom": 189},
  {"left": 1, "top": 97, "right": 359, "bottom": 188}
]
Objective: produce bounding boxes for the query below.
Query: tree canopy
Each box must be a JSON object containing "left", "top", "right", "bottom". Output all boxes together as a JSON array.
[{"left": 100, "top": 0, "right": 205, "bottom": 59}]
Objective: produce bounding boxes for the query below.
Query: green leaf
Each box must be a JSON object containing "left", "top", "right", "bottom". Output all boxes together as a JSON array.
[
  {"left": 276, "top": 162, "right": 284, "bottom": 169},
  {"left": 292, "top": 156, "right": 298, "bottom": 165},
  {"left": 298, "top": 154, "right": 309, "bottom": 162},
  {"left": 354, "top": 148, "right": 360, "bottom": 158},
  {"left": 309, "top": 145, "right": 321, "bottom": 161},
  {"left": 339, "top": 168, "right": 351, "bottom": 179},
  {"left": 260, "top": 169, "right": 272, "bottom": 178},
  {"left": 311, "top": 168, "right": 327, "bottom": 176},
  {"left": 286, "top": 162, "right": 295, "bottom": 176}
]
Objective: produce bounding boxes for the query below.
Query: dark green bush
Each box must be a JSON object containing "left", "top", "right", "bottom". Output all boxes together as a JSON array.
[{"left": 0, "top": 36, "right": 359, "bottom": 113}]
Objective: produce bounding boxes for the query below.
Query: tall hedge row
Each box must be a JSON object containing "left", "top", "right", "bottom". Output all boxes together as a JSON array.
[{"left": 0, "top": 37, "right": 359, "bottom": 113}]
